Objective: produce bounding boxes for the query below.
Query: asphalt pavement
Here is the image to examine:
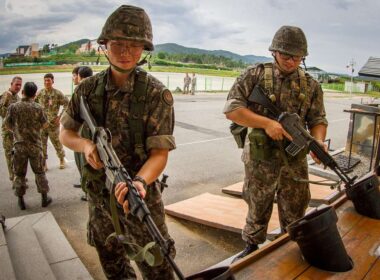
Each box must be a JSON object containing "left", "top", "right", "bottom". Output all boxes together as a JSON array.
[{"left": 0, "top": 91, "right": 370, "bottom": 279}]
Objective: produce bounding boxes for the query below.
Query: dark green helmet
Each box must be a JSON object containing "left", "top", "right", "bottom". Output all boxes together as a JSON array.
[
  {"left": 269, "top": 26, "right": 308, "bottom": 57},
  {"left": 97, "top": 5, "right": 154, "bottom": 51}
]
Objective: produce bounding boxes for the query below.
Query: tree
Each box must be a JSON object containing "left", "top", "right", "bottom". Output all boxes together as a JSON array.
[
  {"left": 42, "top": 44, "right": 50, "bottom": 54},
  {"left": 157, "top": 51, "right": 167, "bottom": 59}
]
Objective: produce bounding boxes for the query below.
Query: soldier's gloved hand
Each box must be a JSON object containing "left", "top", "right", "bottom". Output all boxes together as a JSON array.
[
  {"left": 265, "top": 120, "right": 293, "bottom": 141},
  {"left": 310, "top": 140, "right": 328, "bottom": 164},
  {"left": 83, "top": 140, "right": 103, "bottom": 170},
  {"left": 115, "top": 181, "right": 146, "bottom": 214}
]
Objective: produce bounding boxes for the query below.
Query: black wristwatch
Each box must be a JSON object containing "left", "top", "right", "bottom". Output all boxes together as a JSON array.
[{"left": 133, "top": 175, "right": 148, "bottom": 189}]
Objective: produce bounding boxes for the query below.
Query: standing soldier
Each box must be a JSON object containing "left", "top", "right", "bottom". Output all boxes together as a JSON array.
[
  {"left": 191, "top": 73, "right": 197, "bottom": 95},
  {"left": 36, "top": 73, "right": 69, "bottom": 170},
  {"left": 60, "top": 5, "right": 176, "bottom": 279},
  {"left": 0, "top": 76, "right": 22, "bottom": 181},
  {"left": 183, "top": 72, "right": 191, "bottom": 94},
  {"left": 4, "top": 82, "right": 51, "bottom": 210},
  {"left": 224, "top": 26, "right": 328, "bottom": 261}
]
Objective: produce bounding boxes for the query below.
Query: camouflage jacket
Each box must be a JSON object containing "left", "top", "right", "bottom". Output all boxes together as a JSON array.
[
  {"left": 35, "top": 88, "right": 69, "bottom": 124},
  {"left": 4, "top": 97, "right": 47, "bottom": 147},
  {"left": 0, "top": 90, "right": 20, "bottom": 130},
  {"left": 224, "top": 62, "right": 328, "bottom": 128},
  {"left": 61, "top": 67, "right": 176, "bottom": 173}
]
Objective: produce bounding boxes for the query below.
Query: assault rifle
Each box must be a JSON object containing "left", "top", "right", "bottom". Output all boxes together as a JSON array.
[
  {"left": 248, "top": 86, "right": 356, "bottom": 187},
  {"left": 79, "top": 95, "right": 185, "bottom": 280}
]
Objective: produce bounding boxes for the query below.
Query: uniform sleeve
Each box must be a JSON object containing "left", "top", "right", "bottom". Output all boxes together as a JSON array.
[
  {"left": 145, "top": 88, "right": 176, "bottom": 151},
  {"left": 223, "top": 67, "right": 261, "bottom": 114},
  {"left": 60, "top": 85, "right": 83, "bottom": 131},
  {"left": 3, "top": 105, "right": 14, "bottom": 130},
  {"left": 0, "top": 92, "right": 11, "bottom": 118},
  {"left": 59, "top": 90, "right": 69, "bottom": 116},
  {"left": 306, "top": 82, "right": 328, "bottom": 129}
]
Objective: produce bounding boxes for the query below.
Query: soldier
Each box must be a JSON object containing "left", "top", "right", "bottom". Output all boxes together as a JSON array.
[
  {"left": 59, "top": 5, "right": 176, "bottom": 280},
  {"left": 224, "top": 26, "right": 328, "bottom": 261},
  {"left": 72, "top": 66, "right": 93, "bottom": 203},
  {"left": 72, "top": 66, "right": 81, "bottom": 86},
  {"left": 183, "top": 72, "right": 191, "bottom": 94},
  {"left": 4, "top": 82, "right": 51, "bottom": 210},
  {"left": 0, "top": 76, "right": 22, "bottom": 181},
  {"left": 191, "top": 73, "right": 197, "bottom": 95},
  {"left": 36, "top": 73, "right": 69, "bottom": 170}
]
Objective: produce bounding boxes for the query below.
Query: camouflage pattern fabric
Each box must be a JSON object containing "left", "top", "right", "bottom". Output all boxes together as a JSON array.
[
  {"left": 269, "top": 25, "right": 308, "bottom": 57},
  {"left": 224, "top": 62, "right": 328, "bottom": 245},
  {"left": 61, "top": 67, "right": 176, "bottom": 279},
  {"left": 3, "top": 98, "right": 49, "bottom": 196},
  {"left": 97, "top": 5, "right": 154, "bottom": 51},
  {"left": 191, "top": 77, "right": 197, "bottom": 95},
  {"left": 183, "top": 76, "right": 191, "bottom": 94},
  {"left": 0, "top": 90, "right": 20, "bottom": 180},
  {"left": 35, "top": 88, "right": 68, "bottom": 160}
]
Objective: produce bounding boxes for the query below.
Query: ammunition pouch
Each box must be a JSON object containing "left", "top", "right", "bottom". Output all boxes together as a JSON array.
[
  {"left": 248, "top": 128, "right": 275, "bottom": 161},
  {"left": 230, "top": 122, "right": 247, "bottom": 149}
]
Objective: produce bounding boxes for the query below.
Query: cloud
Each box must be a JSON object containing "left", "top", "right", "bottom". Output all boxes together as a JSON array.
[{"left": 0, "top": 0, "right": 379, "bottom": 73}]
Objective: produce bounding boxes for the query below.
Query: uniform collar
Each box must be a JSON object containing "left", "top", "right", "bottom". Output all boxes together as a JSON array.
[
  {"left": 21, "top": 97, "right": 34, "bottom": 102},
  {"left": 105, "top": 67, "right": 136, "bottom": 94},
  {"left": 273, "top": 63, "right": 299, "bottom": 80},
  {"left": 8, "top": 89, "right": 18, "bottom": 95}
]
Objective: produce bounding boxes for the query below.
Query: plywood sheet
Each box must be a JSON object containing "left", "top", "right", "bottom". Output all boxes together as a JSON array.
[
  {"left": 165, "top": 193, "right": 313, "bottom": 234},
  {"left": 222, "top": 174, "right": 343, "bottom": 205}
]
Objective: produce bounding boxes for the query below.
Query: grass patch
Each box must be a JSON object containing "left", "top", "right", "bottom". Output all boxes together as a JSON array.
[{"left": 0, "top": 64, "right": 239, "bottom": 78}]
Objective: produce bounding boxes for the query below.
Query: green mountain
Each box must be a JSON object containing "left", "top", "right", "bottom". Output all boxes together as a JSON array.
[
  {"left": 55, "top": 39, "right": 90, "bottom": 53},
  {"left": 154, "top": 43, "right": 271, "bottom": 65}
]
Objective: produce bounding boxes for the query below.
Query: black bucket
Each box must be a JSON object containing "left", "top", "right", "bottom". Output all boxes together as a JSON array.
[
  {"left": 287, "top": 206, "right": 353, "bottom": 272},
  {"left": 346, "top": 172, "right": 380, "bottom": 219},
  {"left": 186, "top": 266, "right": 235, "bottom": 280}
]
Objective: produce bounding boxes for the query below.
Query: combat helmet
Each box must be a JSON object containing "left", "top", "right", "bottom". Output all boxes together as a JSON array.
[
  {"left": 97, "top": 5, "right": 154, "bottom": 51},
  {"left": 269, "top": 26, "right": 308, "bottom": 57}
]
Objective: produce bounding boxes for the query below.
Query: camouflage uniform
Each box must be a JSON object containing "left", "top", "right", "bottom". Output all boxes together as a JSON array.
[
  {"left": 0, "top": 90, "right": 20, "bottom": 180},
  {"left": 60, "top": 67, "right": 176, "bottom": 280},
  {"left": 224, "top": 62, "right": 328, "bottom": 245},
  {"left": 183, "top": 75, "right": 191, "bottom": 94},
  {"left": 191, "top": 75, "right": 197, "bottom": 95},
  {"left": 3, "top": 97, "right": 49, "bottom": 196},
  {"left": 35, "top": 88, "right": 69, "bottom": 161}
]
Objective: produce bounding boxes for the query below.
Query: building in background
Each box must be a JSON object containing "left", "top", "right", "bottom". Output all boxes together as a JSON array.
[
  {"left": 14, "top": 43, "right": 39, "bottom": 58},
  {"left": 77, "top": 39, "right": 100, "bottom": 54}
]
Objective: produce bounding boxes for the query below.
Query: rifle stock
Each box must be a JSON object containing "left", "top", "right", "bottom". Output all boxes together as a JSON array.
[{"left": 79, "top": 95, "right": 185, "bottom": 280}]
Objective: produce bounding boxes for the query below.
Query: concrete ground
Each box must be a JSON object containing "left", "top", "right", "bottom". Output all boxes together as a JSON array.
[{"left": 0, "top": 91, "right": 372, "bottom": 279}]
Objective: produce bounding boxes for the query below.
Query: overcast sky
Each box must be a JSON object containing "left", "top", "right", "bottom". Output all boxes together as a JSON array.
[{"left": 0, "top": 0, "right": 379, "bottom": 73}]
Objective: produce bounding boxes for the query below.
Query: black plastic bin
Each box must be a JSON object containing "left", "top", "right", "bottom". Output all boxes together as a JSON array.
[
  {"left": 287, "top": 206, "right": 353, "bottom": 272},
  {"left": 346, "top": 172, "right": 380, "bottom": 219}
]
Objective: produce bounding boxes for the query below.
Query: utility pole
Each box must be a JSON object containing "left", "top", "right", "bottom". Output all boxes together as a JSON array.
[{"left": 347, "top": 58, "right": 356, "bottom": 96}]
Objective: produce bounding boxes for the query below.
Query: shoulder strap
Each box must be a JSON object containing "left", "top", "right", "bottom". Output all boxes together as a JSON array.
[
  {"left": 92, "top": 71, "right": 107, "bottom": 126},
  {"left": 263, "top": 63, "right": 274, "bottom": 96},
  {"left": 297, "top": 68, "right": 310, "bottom": 120},
  {"left": 129, "top": 67, "right": 148, "bottom": 162}
]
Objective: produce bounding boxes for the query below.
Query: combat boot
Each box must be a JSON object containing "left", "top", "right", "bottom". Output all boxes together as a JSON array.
[
  {"left": 59, "top": 158, "right": 65, "bottom": 169},
  {"left": 18, "top": 196, "right": 26, "bottom": 210},
  {"left": 232, "top": 243, "right": 258, "bottom": 263},
  {"left": 41, "top": 193, "right": 52, "bottom": 207}
]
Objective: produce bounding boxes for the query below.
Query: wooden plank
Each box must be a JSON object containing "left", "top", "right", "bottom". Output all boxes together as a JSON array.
[
  {"left": 299, "top": 213, "right": 380, "bottom": 279},
  {"left": 222, "top": 174, "right": 343, "bottom": 205},
  {"left": 231, "top": 197, "right": 380, "bottom": 279},
  {"left": 165, "top": 193, "right": 281, "bottom": 234}
]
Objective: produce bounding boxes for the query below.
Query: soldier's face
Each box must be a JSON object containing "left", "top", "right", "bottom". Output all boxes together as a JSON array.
[
  {"left": 44, "top": 78, "right": 54, "bottom": 90},
  {"left": 10, "top": 79, "right": 22, "bottom": 94},
  {"left": 106, "top": 40, "right": 144, "bottom": 70},
  {"left": 275, "top": 51, "right": 302, "bottom": 74},
  {"left": 72, "top": 73, "right": 80, "bottom": 86}
]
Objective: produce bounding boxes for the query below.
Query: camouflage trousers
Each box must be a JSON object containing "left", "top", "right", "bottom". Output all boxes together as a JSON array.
[
  {"left": 12, "top": 143, "right": 49, "bottom": 197},
  {"left": 86, "top": 180, "right": 175, "bottom": 280},
  {"left": 183, "top": 84, "right": 190, "bottom": 94},
  {"left": 242, "top": 158, "right": 310, "bottom": 245},
  {"left": 2, "top": 130, "right": 14, "bottom": 180},
  {"left": 41, "top": 124, "right": 65, "bottom": 161}
]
